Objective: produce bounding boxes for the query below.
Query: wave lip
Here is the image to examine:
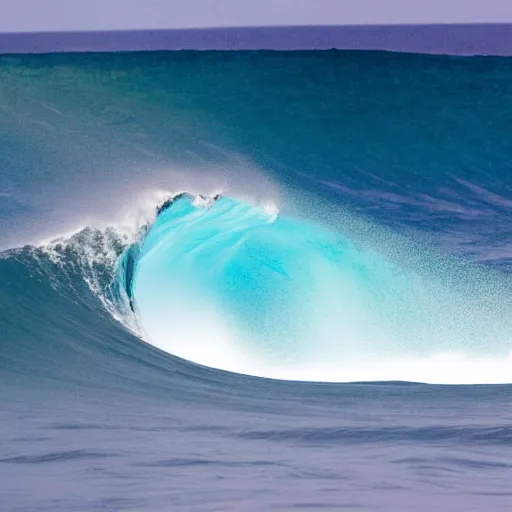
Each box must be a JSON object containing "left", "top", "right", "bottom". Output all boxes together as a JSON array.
[{"left": 125, "top": 194, "right": 512, "bottom": 385}]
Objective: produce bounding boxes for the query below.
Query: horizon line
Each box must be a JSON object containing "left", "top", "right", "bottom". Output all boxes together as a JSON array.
[{"left": 1, "top": 24, "right": 512, "bottom": 56}]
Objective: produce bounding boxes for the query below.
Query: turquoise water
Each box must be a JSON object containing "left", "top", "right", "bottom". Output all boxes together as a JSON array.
[{"left": 129, "top": 194, "right": 512, "bottom": 383}]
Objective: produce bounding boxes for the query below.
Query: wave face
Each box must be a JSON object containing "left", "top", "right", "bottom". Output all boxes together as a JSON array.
[
  {"left": 126, "top": 194, "right": 512, "bottom": 383},
  {"left": 1, "top": 49, "right": 512, "bottom": 511}
]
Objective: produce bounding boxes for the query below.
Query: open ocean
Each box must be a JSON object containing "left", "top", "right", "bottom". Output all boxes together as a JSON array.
[{"left": 1, "top": 47, "right": 512, "bottom": 511}]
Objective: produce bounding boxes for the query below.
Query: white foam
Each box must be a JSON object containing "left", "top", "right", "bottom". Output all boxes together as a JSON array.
[
  {"left": 138, "top": 309, "right": 512, "bottom": 384},
  {"left": 263, "top": 352, "right": 512, "bottom": 385}
]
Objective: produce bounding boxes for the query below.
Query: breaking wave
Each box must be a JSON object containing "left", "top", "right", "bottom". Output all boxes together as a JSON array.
[{"left": 7, "top": 190, "right": 509, "bottom": 385}]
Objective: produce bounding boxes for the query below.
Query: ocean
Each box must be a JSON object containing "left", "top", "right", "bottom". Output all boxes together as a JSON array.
[{"left": 1, "top": 49, "right": 511, "bottom": 511}]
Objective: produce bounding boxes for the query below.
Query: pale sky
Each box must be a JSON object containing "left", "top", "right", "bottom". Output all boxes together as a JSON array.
[{"left": 2, "top": 0, "right": 512, "bottom": 33}]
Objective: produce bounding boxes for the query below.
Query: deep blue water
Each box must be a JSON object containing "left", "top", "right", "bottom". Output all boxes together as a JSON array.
[{"left": 1, "top": 50, "right": 512, "bottom": 511}]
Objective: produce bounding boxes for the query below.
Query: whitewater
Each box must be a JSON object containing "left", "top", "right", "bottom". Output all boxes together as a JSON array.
[{"left": 1, "top": 49, "right": 512, "bottom": 511}]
